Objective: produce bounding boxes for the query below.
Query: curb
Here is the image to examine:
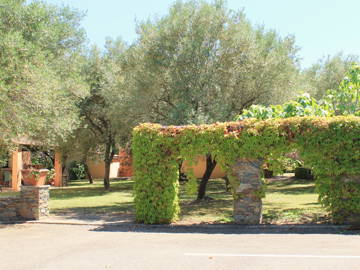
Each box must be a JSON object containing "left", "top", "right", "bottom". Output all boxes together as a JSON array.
[{"left": 1, "top": 220, "right": 352, "bottom": 232}]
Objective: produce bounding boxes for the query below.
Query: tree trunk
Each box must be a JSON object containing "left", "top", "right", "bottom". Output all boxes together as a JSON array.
[
  {"left": 197, "top": 154, "right": 217, "bottom": 200},
  {"left": 82, "top": 156, "right": 93, "bottom": 184},
  {"left": 178, "top": 160, "right": 187, "bottom": 182},
  {"left": 104, "top": 158, "right": 111, "bottom": 190},
  {"left": 103, "top": 139, "right": 115, "bottom": 190},
  {"left": 223, "top": 176, "right": 231, "bottom": 192}
]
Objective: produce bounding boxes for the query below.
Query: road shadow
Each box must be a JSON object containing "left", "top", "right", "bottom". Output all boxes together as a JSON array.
[{"left": 90, "top": 223, "right": 360, "bottom": 235}]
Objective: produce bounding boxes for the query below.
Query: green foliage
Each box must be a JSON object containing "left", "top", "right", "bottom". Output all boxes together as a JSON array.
[
  {"left": 325, "top": 64, "right": 360, "bottom": 116},
  {"left": 302, "top": 53, "right": 359, "bottom": 98},
  {"left": 74, "top": 41, "right": 135, "bottom": 189},
  {"left": 69, "top": 161, "right": 86, "bottom": 180},
  {"left": 127, "top": 0, "right": 299, "bottom": 125},
  {"left": 237, "top": 93, "right": 331, "bottom": 120},
  {"left": 237, "top": 65, "right": 360, "bottom": 122},
  {"left": 133, "top": 117, "right": 360, "bottom": 224},
  {"left": 132, "top": 126, "right": 180, "bottom": 223},
  {"left": 0, "top": 0, "right": 87, "bottom": 149}
]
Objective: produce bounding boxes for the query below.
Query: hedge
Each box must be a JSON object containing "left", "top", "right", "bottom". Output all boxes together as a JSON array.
[{"left": 132, "top": 116, "right": 360, "bottom": 224}]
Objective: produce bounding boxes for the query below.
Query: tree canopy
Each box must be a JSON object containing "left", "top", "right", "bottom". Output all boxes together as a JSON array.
[
  {"left": 302, "top": 53, "right": 359, "bottom": 99},
  {"left": 126, "top": 0, "right": 300, "bottom": 125},
  {"left": 237, "top": 64, "right": 360, "bottom": 120},
  {"left": 0, "top": 0, "right": 87, "bottom": 151}
]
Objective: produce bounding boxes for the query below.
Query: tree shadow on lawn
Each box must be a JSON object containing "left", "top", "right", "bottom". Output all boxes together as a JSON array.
[
  {"left": 262, "top": 208, "right": 329, "bottom": 225},
  {"left": 179, "top": 197, "right": 233, "bottom": 221},
  {"left": 266, "top": 179, "right": 316, "bottom": 195},
  {"left": 266, "top": 185, "right": 315, "bottom": 195},
  {"left": 50, "top": 182, "right": 133, "bottom": 200}
]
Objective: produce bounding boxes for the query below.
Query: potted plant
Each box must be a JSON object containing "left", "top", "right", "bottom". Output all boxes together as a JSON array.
[
  {"left": 46, "top": 168, "right": 55, "bottom": 186},
  {"left": 22, "top": 168, "right": 49, "bottom": 186}
]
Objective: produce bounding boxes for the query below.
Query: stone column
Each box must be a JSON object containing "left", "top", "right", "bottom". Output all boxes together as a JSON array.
[
  {"left": 18, "top": 186, "right": 50, "bottom": 220},
  {"left": 231, "top": 159, "right": 263, "bottom": 224}
]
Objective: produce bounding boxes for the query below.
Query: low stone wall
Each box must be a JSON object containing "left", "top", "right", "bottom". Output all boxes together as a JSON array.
[
  {"left": 0, "top": 185, "right": 50, "bottom": 222},
  {"left": 0, "top": 196, "right": 21, "bottom": 221}
]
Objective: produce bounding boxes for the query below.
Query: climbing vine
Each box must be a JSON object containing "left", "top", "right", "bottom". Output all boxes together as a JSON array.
[{"left": 132, "top": 116, "right": 360, "bottom": 224}]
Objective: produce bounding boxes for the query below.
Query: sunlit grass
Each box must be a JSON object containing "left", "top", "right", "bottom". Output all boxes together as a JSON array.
[
  {"left": 49, "top": 177, "right": 328, "bottom": 224},
  {"left": 49, "top": 180, "right": 134, "bottom": 215}
]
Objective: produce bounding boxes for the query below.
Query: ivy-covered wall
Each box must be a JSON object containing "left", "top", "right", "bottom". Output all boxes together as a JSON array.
[{"left": 132, "top": 116, "right": 360, "bottom": 224}]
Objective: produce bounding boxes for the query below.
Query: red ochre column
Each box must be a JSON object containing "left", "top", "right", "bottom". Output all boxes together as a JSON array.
[
  {"left": 11, "top": 149, "right": 22, "bottom": 191},
  {"left": 54, "top": 152, "right": 63, "bottom": 187}
]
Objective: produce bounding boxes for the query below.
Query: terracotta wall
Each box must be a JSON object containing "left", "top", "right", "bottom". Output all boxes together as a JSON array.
[
  {"left": 118, "top": 150, "right": 133, "bottom": 177},
  {"left": 181, "top": 155, "right": 226, "bottom": 179},
  {"left": 115, "top": 151, "right": 226, "bottom": 179},
  {"left": 87, "top": 159, "right": 120, "bottom": 179}
]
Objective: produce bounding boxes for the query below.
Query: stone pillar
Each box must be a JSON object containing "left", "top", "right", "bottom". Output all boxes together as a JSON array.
[
  {"left": 11, "top": 149, "right": 23, "bottom": 191},
  {"left": 231, "top": 159, "right": 263, "bottom": 224},
  {"left": 54, "top": 152, "right": 63, "bottom": 187},
  {"left": 18, "top": 186, "right": 50, "bottom": 220}
]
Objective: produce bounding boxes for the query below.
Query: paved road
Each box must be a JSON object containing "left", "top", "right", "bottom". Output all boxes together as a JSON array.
[{"left": 1, "top": 223, "right": 360, "bottom": 270}]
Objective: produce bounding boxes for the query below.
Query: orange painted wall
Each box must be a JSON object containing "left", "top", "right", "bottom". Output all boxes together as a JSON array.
[
  {"left": 89, "top": 151, "right": 226, "bottom": 180},
  {"left": 87, "top": 159, "right": 120, "bottom": 179},
  {"left": 181, "top": 155, "right": 226, "bottom": 179}
]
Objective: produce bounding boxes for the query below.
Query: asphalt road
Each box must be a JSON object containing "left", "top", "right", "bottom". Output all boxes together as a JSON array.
[{"left": 1, "top": 223, "right": 360, "bottom": 270}]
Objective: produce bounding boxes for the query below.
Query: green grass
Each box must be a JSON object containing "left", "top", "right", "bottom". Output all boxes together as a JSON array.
[
  {"left": 49, "top": 177, "right": 328, "bottom": 224},
  {"left": 0, "top": 191, "right": 20, "bottom": 198},
  {"left": 263, "top": 179, "right": 327, "bottom": 224},
  {"left": 49, "top": 180, "right": 134, "bottom": 216}
]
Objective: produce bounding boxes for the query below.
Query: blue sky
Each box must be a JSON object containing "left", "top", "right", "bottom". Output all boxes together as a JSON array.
[{"left": 44, "top": 0, "right": 359, "bottom": 68}]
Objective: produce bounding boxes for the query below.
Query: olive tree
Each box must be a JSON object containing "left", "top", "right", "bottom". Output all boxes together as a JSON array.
[
  {"left": 0, "top": 0, "right": 87, "bottom": 153},
  {"left": 78, "top": 39, "right": 137, "bottom": 189},
  {"left": 126, "top": 0, "right": 300, "bottom": 126},
  {"left": 302, "top": 53, "right": 359, "bottom": 99},
  {"left": 125, "top": 0, "right": 300, "bottom": 199}
]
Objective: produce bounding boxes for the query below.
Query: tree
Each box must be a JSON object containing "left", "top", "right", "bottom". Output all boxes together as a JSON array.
[
  {"left": 302, "top": 53, "right": 359, "bottom": 99},
  {"left": 238, "top": 64, "right": 360, "bottom": 120},
  {"left": 78, "top": 40, "right": 136, "bottom": 190},
  {"left": 325, "top": 64, "right": 360, "bottom": 116},
  {"left": 126, "top": 0, "right": 300, "bottom": 199},
  {"left": 126, "top": 0, "right": 299, "bottom": 126},
  {"left": 0, "top": 0, "right": 87, "bottom": 156}
]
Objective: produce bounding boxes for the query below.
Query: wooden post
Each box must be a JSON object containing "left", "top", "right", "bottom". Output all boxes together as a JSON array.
[
  {"left": 11, "top": 149, "right": 22, "bottom": 191},
  {"left": 54, "top": 152, "right": 63, "bottom": 187}
]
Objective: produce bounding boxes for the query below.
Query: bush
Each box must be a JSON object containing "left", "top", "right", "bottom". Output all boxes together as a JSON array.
[
  {"left": 294, "top": 167, "right": 313, "bottom": 180},
  {"left": 68, "top": 161, "right": 86, "bottom": 180}
]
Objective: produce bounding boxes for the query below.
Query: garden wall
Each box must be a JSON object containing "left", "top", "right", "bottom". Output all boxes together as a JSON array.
[{"left": 0, "top": 186, "right": 49, "bottom": 222}]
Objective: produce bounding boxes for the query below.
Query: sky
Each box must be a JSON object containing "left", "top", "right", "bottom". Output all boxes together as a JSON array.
[{"left": 44, "top": 0, "right": 360, "bottom": 68}]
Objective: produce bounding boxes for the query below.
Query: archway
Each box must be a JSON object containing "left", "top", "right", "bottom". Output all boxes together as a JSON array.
[{"left": 132, "top": 117, "right": 360, "bottom": 225}]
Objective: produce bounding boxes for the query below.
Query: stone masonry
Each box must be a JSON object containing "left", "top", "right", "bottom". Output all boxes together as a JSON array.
[
  {"left": 0, "top": 196, "right": 21, "bottom": 221},
  {"left": 0, "top": 185, "right": 50, "bottom": 222},
  {"left": 231, "top": 159, "right": 263, "bottom": 224}
]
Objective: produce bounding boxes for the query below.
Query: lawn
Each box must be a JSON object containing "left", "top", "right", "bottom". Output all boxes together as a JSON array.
[
  {"left": 0, "top": 191, "right": 20, "bottom": 198},
  {"left": 49, "top": 177, "right": 329, "bottom": 224}
]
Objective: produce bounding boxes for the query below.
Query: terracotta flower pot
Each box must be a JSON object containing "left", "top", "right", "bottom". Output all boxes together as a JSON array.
[{"left": 22, "top": 169, "right": 49, "bottom": 186}]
